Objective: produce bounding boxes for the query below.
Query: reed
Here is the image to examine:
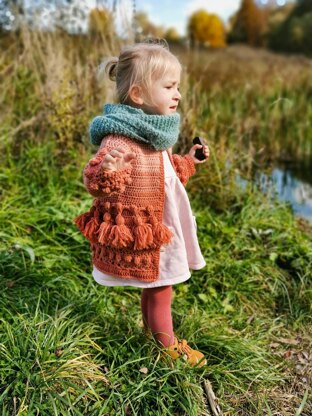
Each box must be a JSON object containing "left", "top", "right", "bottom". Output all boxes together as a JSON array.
[{"left": 0, "top": 28, "right": 311, "bottom": 415}]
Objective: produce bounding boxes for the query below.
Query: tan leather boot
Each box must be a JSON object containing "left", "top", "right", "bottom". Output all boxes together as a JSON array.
[{"left": 163, "top": 337, "right": 207, "bottom": 367}]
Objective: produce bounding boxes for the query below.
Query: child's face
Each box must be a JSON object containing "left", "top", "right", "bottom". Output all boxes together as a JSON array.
[{"left": 142, "top": 67, "right": 181, "bottom": 116}]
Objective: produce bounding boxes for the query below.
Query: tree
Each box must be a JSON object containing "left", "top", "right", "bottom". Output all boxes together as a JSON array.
[
  {"left": 134, "top": 11, "right": 164, "bottom": 39},
  {"left": 53, "top": 0, "right": 90, "bottom": 34},
  {"left": 268, "top": 0, "right": 312, "bottom": 54},
  {"left": 187, "top": 10, "right": 226, "bottom": 48},
  {"left": 293, "top": 0, "right": 312, "bottom": 16},
  {"left": 0, "top": 0, "right": 24, "bottom": 32},
  {"left": 228, "top": 0, "right": 265, "bottom": 46},
  {"left": 0, "top": 0, "right": 107, "bottom": 34},
  {"left": 88, "top": 7, "right": 115, "bottom": 37},
  {"left": 164, "top": 27, "right": 181, "bottom": 43}
]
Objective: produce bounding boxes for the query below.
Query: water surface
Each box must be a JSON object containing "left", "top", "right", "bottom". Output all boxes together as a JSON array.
[{"left": 257, "top": 161, "right": 312, "bottom": 224}]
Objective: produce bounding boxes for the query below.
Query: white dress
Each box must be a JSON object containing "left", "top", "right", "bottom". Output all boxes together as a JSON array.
[{"left": 92, "top": 151, "right": 206, "bottom": 288}]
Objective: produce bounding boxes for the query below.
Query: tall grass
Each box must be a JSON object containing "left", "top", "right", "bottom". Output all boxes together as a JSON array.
[
  {"left": 174, "top": 44, "right": 312, "bottom": 162},
  {"left": 0, "top": 27, "right": 311, "bottom": 415},
  {"left": 1, "top": 28, "right": 312, "bottom": 165}
]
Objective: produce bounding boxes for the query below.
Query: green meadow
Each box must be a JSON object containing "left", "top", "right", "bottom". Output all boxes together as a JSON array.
[{"left": 0, "top": 29, "right": 311, "bottom": 415}]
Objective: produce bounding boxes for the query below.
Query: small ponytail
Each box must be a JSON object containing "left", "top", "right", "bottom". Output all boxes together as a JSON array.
[{"left": 97, "top": 57, "right": 119, "bottom": 82}]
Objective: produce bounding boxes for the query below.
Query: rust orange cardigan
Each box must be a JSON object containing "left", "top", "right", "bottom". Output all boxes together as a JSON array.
[{"left": 74, "top": 134, "right": 196, "bottom": 282}]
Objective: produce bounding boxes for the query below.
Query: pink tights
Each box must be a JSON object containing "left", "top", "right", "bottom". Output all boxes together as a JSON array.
[{"left": 141, "top": 285, "right": 175, "bottom": 347}]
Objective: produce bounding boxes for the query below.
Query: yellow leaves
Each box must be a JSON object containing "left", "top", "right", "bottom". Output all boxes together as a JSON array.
[
  {"left": 229, "top": 0, "right": 265, "bottom": 46},
  {"left": 134, "top": 12, "right": 165, "bottom": 39},
  {"left": 164, "top": 27, "right": 181, "bottom": 43},
  {"left": 187, "top": 10, "right": 226, "bottom": 48}
]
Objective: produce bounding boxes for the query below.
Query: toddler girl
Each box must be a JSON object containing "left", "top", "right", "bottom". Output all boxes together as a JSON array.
[{"left": 75, "top": 41, "right": 209, "bottom": 367}]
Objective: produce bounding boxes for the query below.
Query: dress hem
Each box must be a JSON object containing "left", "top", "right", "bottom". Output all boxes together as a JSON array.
[
  {"left": 92, "top": 269, "right": 191, "bottom": 288},
  {"left": 189, "top": 260, "right": 206, "bottom": 270}
]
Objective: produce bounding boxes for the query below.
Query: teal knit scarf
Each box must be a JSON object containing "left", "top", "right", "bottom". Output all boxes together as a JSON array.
[{"left": 89, "top": 104, "right": 180, "bottom": 151}]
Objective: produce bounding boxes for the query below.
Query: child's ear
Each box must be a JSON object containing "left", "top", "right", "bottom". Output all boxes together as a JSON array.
[{"left": 129, "top": 85, "right": 144, "bottom": 105}]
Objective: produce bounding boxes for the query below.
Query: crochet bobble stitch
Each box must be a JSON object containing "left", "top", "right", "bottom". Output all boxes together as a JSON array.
[
  {"left": 84, "top": 148, "right": 133, "bottom": 194},
  {"left": 74, "top": 201, "right": 173, "bottom": 254},
  {"left": 171, "top": 154, "right": 196, "bottom": 186},
  {"left": 74, "top": 134, "right": 197, "bottom": 280},
  {"left": 92, "top": 243, "right": 155, "bottom": 268}
]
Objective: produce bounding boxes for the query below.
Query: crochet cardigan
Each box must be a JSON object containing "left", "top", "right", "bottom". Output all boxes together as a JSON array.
[{"left": 74, "top": 134, "right": 196, "bottom": 282}]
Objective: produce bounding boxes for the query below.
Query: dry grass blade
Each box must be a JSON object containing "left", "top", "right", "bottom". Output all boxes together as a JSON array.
[{"left": 203, "top": 379, "right": 223, "bottom": 416}]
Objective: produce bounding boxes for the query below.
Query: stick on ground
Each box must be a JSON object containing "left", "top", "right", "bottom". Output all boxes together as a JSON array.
[{"left": 203, "top": 379, "right": 223, "bottom": 416}]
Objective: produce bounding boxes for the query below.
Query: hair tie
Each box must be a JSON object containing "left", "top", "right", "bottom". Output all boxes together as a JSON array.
[{"left": 97, "top": 57, "right": 119, "bottom": 82}]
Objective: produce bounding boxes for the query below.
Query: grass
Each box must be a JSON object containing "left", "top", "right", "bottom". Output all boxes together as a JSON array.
[
  {"left": 0, "top": 140, "right": 311, "bottom": 415},
  {"left": 172, "top": 44, "right": 312, "bottom": 162},
  {"left": 0, "top": 28, "right": 311, "bottom": 415}
]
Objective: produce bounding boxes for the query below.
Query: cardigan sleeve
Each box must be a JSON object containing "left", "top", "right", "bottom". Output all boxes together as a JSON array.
[
  {"left": 171, "top": 154, "right": 196, "bottom": 186},
  {"left": 83, "top": 136, "right": 133, "bottom": 198}
]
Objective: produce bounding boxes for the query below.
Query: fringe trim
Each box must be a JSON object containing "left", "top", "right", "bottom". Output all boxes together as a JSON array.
[
  {"left": 96, "top": 212, "right": 112, "bottom": 244},
  {"left": 75, "top": 202, "right": 174, "bottom": 250},
  {"left": 108, "top": 202, "right": 133, "bottom": 248},
  {"left": 74, "top": 206, "right": 100, "bottom": 243},
  {"left": 146, "top": 205, "right": 173, "bottom": 246},
  {"left": 132, "top": 205, "right": 153, "bottom": 250}
]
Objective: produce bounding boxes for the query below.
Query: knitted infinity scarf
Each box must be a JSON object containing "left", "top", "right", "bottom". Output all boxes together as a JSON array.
[{"left": 89, "top": 104, "right": 180, "bottom": 151}]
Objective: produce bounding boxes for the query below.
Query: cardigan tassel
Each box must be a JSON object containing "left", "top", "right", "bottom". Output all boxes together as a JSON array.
[
  {"left": 74, "top": 211, "right": 91, "bottom": 233},
  {"left": 153, "top": 222, "right": 174, "bottom": 246},
  {"left": 132, "top": 206, "right": 153, "bottom": 250},
  {"left": 108, "top": 203, "right": 133, "bottom": 248},
  {"left": 74, "top": 206, "right": 100, "bottom": 243},
  {"left": 97, "top": 212, "right": 112, "bottom": 244},
  {"left": 147, "top": 205, "right": 173, "bottom": 246},
  {"left": 84, "top": 208, "right": 101, "bottom": 243}
]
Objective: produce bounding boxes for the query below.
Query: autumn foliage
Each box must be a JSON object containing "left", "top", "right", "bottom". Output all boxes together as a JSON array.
[
  {"left": 134, "top": 12, "right": 165, "bottom": 39},
  {"left": 228, "top": 0, "right": 265, "bottom": 46},
  {"left": 268, "top": 0, "right": 312, "bottom": 55},
  {"left": 187, "top": 10, "right": 226, "bottom": 48}
]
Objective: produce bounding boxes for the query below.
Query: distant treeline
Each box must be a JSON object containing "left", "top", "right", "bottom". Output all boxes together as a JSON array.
[
  {"left": 267, "top": 0, "right": 312, "bottom": 55},
  {"left": 228, "top": 0, "right": 312, "bottom": 55},
  {"left": 0, "top": 0, "right": 311, "bottom": 56}
]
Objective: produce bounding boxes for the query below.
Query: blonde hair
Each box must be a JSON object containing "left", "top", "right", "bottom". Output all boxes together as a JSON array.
[{"left": 99, "top": 40, "right": 182, "bottom": 105}]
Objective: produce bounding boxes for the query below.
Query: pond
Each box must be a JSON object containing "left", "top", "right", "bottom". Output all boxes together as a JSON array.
[{"left": 256, "top": 161, "right": 312, "bottom": 224}]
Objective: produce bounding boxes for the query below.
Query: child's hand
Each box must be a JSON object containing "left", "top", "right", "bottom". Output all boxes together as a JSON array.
[
  {"left": 101, "top": 148, "right": 136, "bottom": 172},
  {"left": 188, "top": 143, "right": 210, "bottom": 164}
]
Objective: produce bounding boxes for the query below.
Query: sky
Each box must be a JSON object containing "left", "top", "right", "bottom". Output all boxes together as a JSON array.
[
  {"left": 19, "top": 0, "right": 291, "bottom": 35},
  {"left": 136, "top": 0, "right": 242, "bottom": 34},
  {"left": 134, "top": 0, "right": 289, "bottom": 35}
]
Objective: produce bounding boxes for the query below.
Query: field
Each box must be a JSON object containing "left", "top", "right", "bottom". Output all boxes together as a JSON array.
[{"left": 0, "top": 28, "right": 311, "bottom": 415}]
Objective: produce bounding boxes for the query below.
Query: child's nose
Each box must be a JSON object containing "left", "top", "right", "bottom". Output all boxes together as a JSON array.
[{"left": 174, "top": 90, "right": 181, "bottom": 100}]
